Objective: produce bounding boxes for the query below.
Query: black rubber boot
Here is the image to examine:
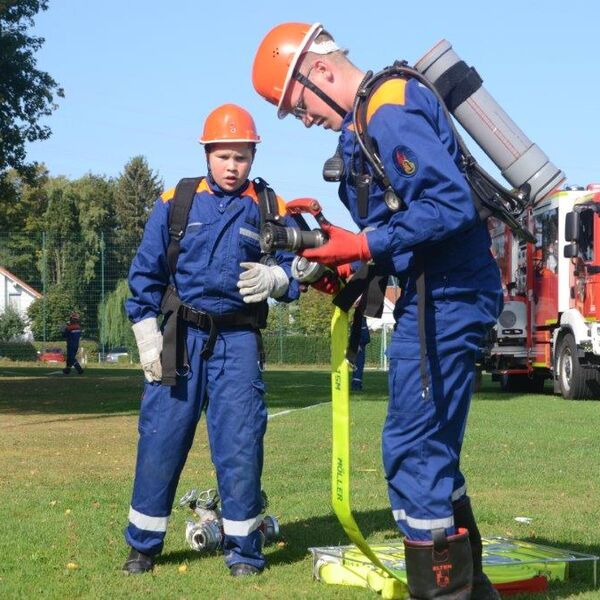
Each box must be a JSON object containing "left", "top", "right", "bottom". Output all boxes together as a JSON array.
[
  {"left": 230, "top": 563, "right": 260, "bottom": 577},
  {"left": 404, "top": 529, "right": 473, "bottom": 599},
  {"left": 122, "top": 547, "right": 154, "bottom": 574},
  {"left": 453, "top": 497, "right": 500, "bottom": 600}
]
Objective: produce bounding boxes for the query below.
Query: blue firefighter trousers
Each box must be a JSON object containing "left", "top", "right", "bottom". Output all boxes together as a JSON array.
[
  {"left": 383, "top": 255, "right": 502, "bottom": 541},
  {"left": 66, "top": 334, "right": 81, "bottom": 369},
  {"left": 125, "top": 326, "right": 267, "bottom": 569},
  {"left": 351, "top": 344, "right": 367, "bottom": 391}
]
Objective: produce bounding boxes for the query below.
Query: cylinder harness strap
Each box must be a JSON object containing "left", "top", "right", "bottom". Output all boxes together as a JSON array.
[
  {"left": 160, "top": 176, "right": 274, "bottom": 386},
  {"left": 351, "top": 61, "right": 535, "bottom": 243}
]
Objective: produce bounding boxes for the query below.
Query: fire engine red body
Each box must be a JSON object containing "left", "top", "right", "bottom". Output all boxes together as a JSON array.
[{"left": 483, "top": 183, "right": 600, "bottom": 399}]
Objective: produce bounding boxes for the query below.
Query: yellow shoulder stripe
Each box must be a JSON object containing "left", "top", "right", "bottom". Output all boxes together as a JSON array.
[
  {"left": 275, "top": 195, "right": 287, "bottom": 214},
  {"left": 366, "top": 78, "right": 407, "bottom": 124},
  {"left": 244, "top": 183, "right": 286, "bottom": 213},
  {"left": 160, "top": 188, "right": 176, "bottom": 202},
  {"left": 160, "top": 179, "right": 210, "bottom": 203}
]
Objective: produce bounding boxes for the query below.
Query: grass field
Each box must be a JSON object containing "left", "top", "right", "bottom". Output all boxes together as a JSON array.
[{"left": 1, "top": 363, "right": 600, "bottom": 599}]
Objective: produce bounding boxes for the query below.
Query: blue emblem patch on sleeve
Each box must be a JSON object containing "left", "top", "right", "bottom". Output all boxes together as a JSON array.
[{"left": 392, "top": 145, "right": 418, "bottom": 177}]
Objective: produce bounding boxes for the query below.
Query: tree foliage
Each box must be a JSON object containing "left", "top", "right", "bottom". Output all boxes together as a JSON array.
[
  {"left": 0, "top": 305, "right": 26, "bottom": 341},
  {"left": 97, "top": 278, "right": 134, "bottom": 350},
  {"left": 0, "top": 0, "right": 64, "bottom": 176},
  {"left": 291, "top": 289, "right": 334, "bottom": 335},
  {"left": 28, "top": 284, "right": 80, "bottom": 341},
  {"left": 114, "top": 156, "right": 162, "bottom": 272}
]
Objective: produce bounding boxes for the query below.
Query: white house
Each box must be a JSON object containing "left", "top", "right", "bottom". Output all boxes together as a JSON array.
[{"left": 0, "top": 266, "right": 42, "bottom": 340}]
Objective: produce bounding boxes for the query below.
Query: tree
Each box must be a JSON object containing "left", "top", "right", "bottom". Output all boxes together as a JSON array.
[
  {"left": 28, "top": 284, "right": 79, "bottom": 341},
  {"left": 114, "top": 156, "right": 162, "bottom": 273},
  {"left": 72, "top": 173, "right": 117, "bottom": 282},
  {"left": 0, "top": 166, "right": 48, "bottom": 290},
  {"left": 97, "top": 278, "right": 135, "bottom": 352},
  {"left": 0, "top": 1, "right": 64, "bottom": 176},
  {"left": 266, "top": 300, "right": 290, "bottom": 333},
  {"left": 0, "top": 305, "right": 26, "bottom": 341},
  {"left": 43, "top": 177, "right": 81, "bottom": 287},
  {"left": 291, "top": 289, "right": 334, "bottom": 335}
]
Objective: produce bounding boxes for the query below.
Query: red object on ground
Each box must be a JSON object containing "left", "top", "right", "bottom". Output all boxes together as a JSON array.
[{"left": 494, "top": 575, "right": 549, "bottom": 595}]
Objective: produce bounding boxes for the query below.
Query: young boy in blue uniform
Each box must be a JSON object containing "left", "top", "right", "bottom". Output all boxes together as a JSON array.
[{"left": 122, "top": 104, "right": 300, "bottom": 577}]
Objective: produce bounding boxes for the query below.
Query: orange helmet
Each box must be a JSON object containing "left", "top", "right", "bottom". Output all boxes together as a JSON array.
[
  {"left": 199, "top": 104, "right": 261, "bottom": 145},
  {"left": 253, "top": 22, "right": 332, "bottom": 118}
]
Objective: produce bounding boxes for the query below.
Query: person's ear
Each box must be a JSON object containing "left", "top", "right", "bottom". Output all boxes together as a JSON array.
[{"left": 313, "top": 58, "right": 335, "bottom": 84}]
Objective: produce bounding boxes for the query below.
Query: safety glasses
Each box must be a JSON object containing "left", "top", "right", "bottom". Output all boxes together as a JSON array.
[{"left": 290, "top": 66, "right": 314, "bottom": 120}]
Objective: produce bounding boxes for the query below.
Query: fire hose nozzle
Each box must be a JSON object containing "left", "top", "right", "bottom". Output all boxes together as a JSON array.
[{"left": 260, "top": 222, "right": 327, "bottom": 253}]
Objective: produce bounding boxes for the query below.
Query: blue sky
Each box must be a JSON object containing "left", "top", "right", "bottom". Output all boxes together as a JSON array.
[{"left": 26, "top": 0, "right": 600, "bottom": 229}]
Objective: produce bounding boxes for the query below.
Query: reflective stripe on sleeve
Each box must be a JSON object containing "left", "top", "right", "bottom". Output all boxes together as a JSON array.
[
  {"left": 128, "top": 506, "right": 169, "bottom": 532},
  {"left": 240, "top": 227, "right": 260, "bottom": 242},
  {"left": 222, "top": 515, "right": 262, "bottom": 536},
  {"left": 451, "top": 484, "right": 467, "bottom": 501},
  {"left": 392, "top": 509, "right": 454, "bottom": 530}
]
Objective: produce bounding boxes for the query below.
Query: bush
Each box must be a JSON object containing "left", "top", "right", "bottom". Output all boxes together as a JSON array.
[
  {"left": 0, "top": 306, "right": 26, "bottom": 341},
  {"left": 28, "top": 286, "right": 83, "bottom": 341},
  {"left": 0, "top": 341, "right": 38, "bottom": 361}
]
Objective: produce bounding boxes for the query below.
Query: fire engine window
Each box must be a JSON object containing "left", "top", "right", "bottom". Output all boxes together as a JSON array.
[
  {"left": 534, "top": 208, "right": 559, "bottom": 273},
  {"left": 578, "top": 209, "right": 594, "bottom": 262}
]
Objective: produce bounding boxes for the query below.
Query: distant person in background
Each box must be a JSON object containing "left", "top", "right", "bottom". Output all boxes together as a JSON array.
[
  {"left": 61, "top": 312, "right": 83, "bottom": 375},
  {"left": 351, "top": 316, "right": 370, "bottom": 392}
]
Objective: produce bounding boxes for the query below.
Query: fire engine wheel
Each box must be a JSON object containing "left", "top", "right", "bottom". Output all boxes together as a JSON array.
[{"left": 556, "top": 333, "right": 600, "bottom": 399}]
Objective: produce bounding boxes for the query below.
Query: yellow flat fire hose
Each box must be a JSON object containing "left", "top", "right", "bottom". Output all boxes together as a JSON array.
[{"left": 330, "top": 305, "right": 407, "bottom": 597}]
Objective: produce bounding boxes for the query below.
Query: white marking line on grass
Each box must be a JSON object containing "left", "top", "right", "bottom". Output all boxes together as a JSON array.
[
  {"left": 48, "top": 371, "right": 64, "bottom": 376},
  {"left": 268, "top": 401, "right": 331, "bottom": 420}
]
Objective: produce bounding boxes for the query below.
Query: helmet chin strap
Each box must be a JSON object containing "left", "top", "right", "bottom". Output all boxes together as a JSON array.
[{"left": 294, "top": 71, "right": 347, "bottom": 119}]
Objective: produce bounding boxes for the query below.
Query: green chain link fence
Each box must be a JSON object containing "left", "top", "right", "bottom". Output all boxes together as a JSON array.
[{"left": 0, "top": 231, "right": 391, "bottom": 368}]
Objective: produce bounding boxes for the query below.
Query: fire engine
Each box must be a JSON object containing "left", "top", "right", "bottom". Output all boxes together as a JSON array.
[{"left": 483, "top": 183, "right": 600, "bottom": 399}]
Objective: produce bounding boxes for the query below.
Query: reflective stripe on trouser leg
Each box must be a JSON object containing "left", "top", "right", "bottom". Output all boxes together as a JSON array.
[
  {"left": 205, "top": 330, "right": 267, "bottom": 570},
  {"left": 125, "top": 332, "right": 206, "bottom": 555},
  {"left": 383, "top": 344, "right": 475, "bottom": 541}
]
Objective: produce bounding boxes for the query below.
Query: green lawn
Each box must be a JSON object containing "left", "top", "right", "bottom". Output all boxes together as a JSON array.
[{"left": 1, "top": 364, "right": 599, "bottom": 599}]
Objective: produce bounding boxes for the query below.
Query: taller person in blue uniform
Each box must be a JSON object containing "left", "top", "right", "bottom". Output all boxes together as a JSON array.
[
  {"left": 122, "top": 104, "right": 300, "bottom": 577},
  {"left": 253, "top": 24, "right": 503, "bottom": 600}
]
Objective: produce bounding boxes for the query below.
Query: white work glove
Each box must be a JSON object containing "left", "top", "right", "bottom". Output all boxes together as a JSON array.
[
  {"left": 237, "top": 262, "right": 289, "bottom": 304},
  {"left": 132, "top": 317, "right": 163, "bottom": 383}
]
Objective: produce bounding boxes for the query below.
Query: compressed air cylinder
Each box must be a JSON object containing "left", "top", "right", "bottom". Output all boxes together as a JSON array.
[{"left": 414, "top": 40, "right": 565, "bottom": 204}]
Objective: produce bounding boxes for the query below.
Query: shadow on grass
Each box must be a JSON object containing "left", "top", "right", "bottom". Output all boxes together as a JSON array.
[
  {"left": 159, "top": 508, "right": 396, "bottom": 568},
  {"left": 0, "top": 366, "right": 390, "bottom": 417}
]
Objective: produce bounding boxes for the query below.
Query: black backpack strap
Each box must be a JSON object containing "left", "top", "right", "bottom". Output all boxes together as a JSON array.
[
  {"left": 253, "top": 177, "right": 281, "bottom": 266},
  {"left": 167, "top": 176, "right": 204, "bottom": 275},
  {"left": 333, "top": 264, "right": 387, "bottom": 367}
]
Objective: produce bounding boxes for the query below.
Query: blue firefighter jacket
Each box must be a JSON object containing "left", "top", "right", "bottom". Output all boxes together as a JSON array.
[
  {"left": 338, "top": 77, "right": 493, "bottom": 277},
  {"left": 62, "top": 322, "right": 81, "bottom": 361},
  {"left": 126, "top": 177, "right": 300, "bottom": 323}
]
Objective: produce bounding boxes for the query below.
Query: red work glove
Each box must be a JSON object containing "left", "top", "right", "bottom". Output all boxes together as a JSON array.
[
  {"left": 304, "top": 263, "right": 355, "bottom": 296},
  {"left": 336, "top": 262, "right": 354, "bottom": 281},
  {"left": 300, "top": 222, "right": 371, "bottom": 266},
  {"left": 310, "top": 271, "right": 340, "bottom": 295}
]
